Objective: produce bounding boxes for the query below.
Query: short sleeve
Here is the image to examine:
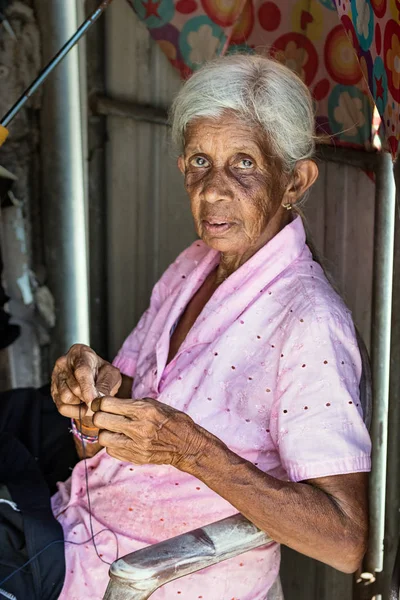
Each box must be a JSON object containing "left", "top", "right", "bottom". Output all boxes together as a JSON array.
[
  {"left": 112, "top": 279, "right": 166, "bottom": 378},
  {"left": 270, "top": 311, "right": 371, "bottom": 482}
]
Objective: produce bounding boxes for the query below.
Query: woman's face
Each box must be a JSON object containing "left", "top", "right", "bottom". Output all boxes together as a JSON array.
[{"left": 179, "top": 112, "right": 296, "bottom": 258}]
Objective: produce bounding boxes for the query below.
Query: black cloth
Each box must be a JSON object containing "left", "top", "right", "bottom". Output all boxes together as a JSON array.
[
  {"left": 0, "top": 387, "right": 78, "bottom": 600},
  {"left": 390, "top": 536, "right": 400, "bottom": 600}
]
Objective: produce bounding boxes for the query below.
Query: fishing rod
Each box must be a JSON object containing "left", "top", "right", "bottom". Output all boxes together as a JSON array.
[{"left": 0, "top": 0, "right": 115, "bottom": 148}]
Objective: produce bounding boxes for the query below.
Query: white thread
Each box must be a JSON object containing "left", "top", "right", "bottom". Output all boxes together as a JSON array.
[
  {"left": 0, "top": 500, "right": 20, "bottom": 512},
  {"left": 0, "top": 587, "right": 17, "bottom": 600},
  {"left": 78, "top": 403, "right": 119, "bottom": 566}
]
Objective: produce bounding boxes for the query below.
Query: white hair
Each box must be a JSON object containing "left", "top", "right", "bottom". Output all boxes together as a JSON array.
[{"left": 170, "top": 54, "right": 316, "bottom": 172}]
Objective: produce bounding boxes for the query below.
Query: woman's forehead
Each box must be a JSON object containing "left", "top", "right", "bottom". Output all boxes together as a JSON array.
[{"left": 184, "top": 114, "right": 269, "bottom": 155}]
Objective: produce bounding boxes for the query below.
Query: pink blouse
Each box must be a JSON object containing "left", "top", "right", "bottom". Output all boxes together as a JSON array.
[{"left": 52, "top": 216, "right": 371, "bottom": 600}]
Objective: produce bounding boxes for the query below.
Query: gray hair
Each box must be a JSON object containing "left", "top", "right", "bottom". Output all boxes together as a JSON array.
[{"left": 170, "top": 54, "right": 316, "bottom": 172}]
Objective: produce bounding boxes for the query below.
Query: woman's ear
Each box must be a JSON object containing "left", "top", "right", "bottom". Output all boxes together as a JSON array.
[
  {"left": 283, "top": 160, "right": 319, "bottom": 206},
  {"left": 178, "top": 156, "right": 185, "bottom": 174}
]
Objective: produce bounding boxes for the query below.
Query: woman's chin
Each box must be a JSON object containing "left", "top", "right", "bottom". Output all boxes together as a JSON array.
[{"left": 200, "top": 234, "right": 240, "bottom": 254}]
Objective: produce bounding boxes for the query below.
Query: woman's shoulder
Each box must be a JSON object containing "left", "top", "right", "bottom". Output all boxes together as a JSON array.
[{"left": 273, "top": 255, "right": 355, "bottom": 334}]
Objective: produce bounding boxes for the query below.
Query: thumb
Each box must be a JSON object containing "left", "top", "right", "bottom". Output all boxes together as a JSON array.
[
  {"left": 85, "top": 391, "right": 104, "bottom": 420},
  {"left": 96, "top": 364, "right": 122, "bottom": 397}
]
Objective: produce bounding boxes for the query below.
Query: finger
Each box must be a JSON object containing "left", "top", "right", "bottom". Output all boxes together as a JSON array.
[
  {"left": 50, "top": 376, "right": 59, "bottom": 404},
  {"left": 51, "top": 376, "right": 80, "bottom": 415},
  {"left": 98, "top": 430, "right": 128, "bottom": 447},
  {"left": 100, "top": 432, "right": 151, "bottom": 465},
  {"left": 106, "top": 446, "right": 140, "bottom": 464},
  {"left": 68, "top": 344, "right": 98, "bottom": 372},
  {"left": 52, "top": 354, "right": 86, "bottom": 404},
  {"left": 106, "top": 446, "right": 126, "bottom": 461},
  {"left": 96, "top": 365, "right": 122, "bottom": 397},
  {"left": 67, "top": 345, "right": 100, "bottom": 403},
  {"left": 57, "top": 376, "right": 82, "bottom": 405},
  {"left": 52, "top": 355, "right": 67, "bottom": 381},
  {"left": 92, "top": 396, "right": 140, "bottom": 416},
  {"left": 58, "top": 402, "right": 87, "bottom": 420},
  {"left": 63, "top": 370, "right": 86, "bottom": 402},
  {"left": 72, "top": 364, "right": 98, "bottom": 405},
  {"left": 93, "top": 412, "right": 131, "bottom": 433}
]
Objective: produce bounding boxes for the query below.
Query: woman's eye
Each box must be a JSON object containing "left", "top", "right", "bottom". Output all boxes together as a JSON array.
[
  {"left": 237, "top": 159, "right": 254, "bottom": 169},
  {"left": 190, "top": 156, "right": 210, "bottom": 168}
]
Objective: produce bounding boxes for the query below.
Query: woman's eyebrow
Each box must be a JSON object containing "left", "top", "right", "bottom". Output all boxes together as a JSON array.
[
  {"left": 184, "top": 146, "right": 204, "bottom": 155},
  {"left": 185, "top": 145, "right": 262, "bottom": 156}
]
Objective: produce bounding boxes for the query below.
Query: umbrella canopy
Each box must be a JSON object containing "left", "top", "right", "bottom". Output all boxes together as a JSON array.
[
  {"left": 128, "top": 0, "right": 399, "bottom": 157},
  {"left": 336, "top": 0, "right": 399, "bottom": 156}
]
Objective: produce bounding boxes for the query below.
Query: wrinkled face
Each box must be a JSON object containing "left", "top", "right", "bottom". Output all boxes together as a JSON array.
[{"left": 179, "top": 112, "right": 291, "bottom": 257}]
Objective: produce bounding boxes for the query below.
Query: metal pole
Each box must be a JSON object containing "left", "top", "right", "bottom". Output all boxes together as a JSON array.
[
  {"left": 365, "top": 152, "right": 396, "bottom": 575},
  {"left": 85, "top": 1, "right": 109, "bottom": 359},
  {"left": 0, "top": 0, "right": 114, "bottom": 128},
  {"left": 381, "top": 156, "right": 400, "bottom": 598},
  {"left": 36, "top": 0, "right": 94, "bottom": 361}
]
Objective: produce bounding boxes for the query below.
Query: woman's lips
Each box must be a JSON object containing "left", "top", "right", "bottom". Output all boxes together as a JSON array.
[{"left": 202, "top": 220, "right": 233, "bottom": 234}]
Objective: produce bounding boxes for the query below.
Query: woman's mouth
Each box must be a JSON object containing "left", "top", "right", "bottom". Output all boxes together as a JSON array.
[{"left": 202, "top": 220, "right": 233, "bottom": 234}]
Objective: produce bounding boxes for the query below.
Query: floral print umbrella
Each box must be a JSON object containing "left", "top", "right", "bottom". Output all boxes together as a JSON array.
[
  {"left": 336, "top": 0, "right": 399, "bottom": 155},
  {"left": 129, "top": 0, "right": 399, "bottom": 156}
]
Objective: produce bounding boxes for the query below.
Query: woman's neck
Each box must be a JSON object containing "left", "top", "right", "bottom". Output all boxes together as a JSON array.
[{"left": 216, "top": 213, "right": 292, "bottom": 283}]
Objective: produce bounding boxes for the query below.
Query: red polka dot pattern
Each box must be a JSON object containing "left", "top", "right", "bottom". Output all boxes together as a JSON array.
[
  {"left": 176, "top": 0, "right": 197, "bottom": 14},
  {"left": 258, "top": 1, "right": 281, "bottom": 31}
]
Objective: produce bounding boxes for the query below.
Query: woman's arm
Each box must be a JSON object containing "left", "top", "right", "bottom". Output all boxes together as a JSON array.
[
  {"left": 91, "top": 395, "right": 368, "bottom": 574},
  {"left": 184, "top": 432, "right": 368, "bottom": 574}
]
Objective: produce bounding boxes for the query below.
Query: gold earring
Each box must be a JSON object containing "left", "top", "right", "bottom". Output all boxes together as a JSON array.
[{"left": 282, "top": 202, "right": 292, "bottom": 210}]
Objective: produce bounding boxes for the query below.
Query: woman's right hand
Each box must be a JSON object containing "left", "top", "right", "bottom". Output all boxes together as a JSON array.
[{"left": 51, "top": 344, "right": 122, "bottom": 425}]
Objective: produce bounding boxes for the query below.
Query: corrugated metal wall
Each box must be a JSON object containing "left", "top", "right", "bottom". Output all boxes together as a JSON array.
[
  {"left": 106, "top": 0, "right": 194, "bottom": 359},
  {"left": 105, "top": 3, "right": 375, "bottom": 598}
]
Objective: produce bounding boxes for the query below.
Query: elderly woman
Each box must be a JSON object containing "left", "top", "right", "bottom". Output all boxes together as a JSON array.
[{"left": 51, "top": 55, "right": 371, "bottom": 599}]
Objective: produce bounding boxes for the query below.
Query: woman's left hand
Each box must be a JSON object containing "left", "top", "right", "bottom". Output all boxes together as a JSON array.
[{"left": 91, "top": 396, "right": 209, "bottom": 470}]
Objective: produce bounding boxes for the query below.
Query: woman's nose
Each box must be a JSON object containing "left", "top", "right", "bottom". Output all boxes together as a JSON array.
[{"left": 202, "top": 170, "right": 234, "bottom": 204}]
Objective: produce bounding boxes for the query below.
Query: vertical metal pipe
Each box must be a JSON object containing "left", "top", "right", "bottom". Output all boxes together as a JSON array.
[
  {"left": 85, "top": 0, "right": 108, "bottom": 359},
  {"left": 365, "top": 152, "right": 396, "bottom": 574},
  {"left": 381, "top": 156, "right": 400, "bottom": 598},
  {"left": 37, "top": 0, "right": 90, "bottom": 361}
]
